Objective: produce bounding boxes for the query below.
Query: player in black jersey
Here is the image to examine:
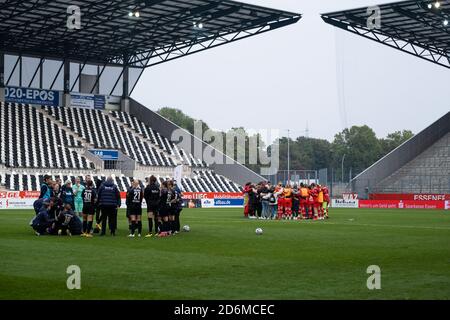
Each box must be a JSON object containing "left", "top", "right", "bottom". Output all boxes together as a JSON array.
[
  {"left": 173, "top": 181, "right": 183, "bottom": 234},
  {"left": 81, "top": 180, "right": 97, "bottom": 237},
  {"left": 144, "top": 175, "right": 160, "bottom": 237},
  {"left": 53, "top": 204, "right": 82, "bottom": 236},
  {"left": 167, "top": 180, "right": 178, "bottom": 234},
  {"left": 158, "top": 181, "right": 170, "bottom": 236},
  {"left": 127, "top": 180, "right": 144, "bottom": 237}
]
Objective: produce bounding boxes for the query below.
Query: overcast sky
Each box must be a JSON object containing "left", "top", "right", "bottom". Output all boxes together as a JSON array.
[{"left": 132, "top": 0, "right": 450, "bottom": 142}]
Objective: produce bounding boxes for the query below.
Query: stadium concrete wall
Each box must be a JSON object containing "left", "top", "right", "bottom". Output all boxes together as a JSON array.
[
  {"left": 129, "top": 98, "right": 264, "bottom": 185},
  {"left": 351, "top": 112, "right": 450, "bottom": 198}
]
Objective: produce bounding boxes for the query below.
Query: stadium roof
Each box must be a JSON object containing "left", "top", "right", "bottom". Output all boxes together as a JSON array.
[
  {"left": 0, "top": 0, "right": 301, "bottom": 68},
  {"left": 322, "top": 0, "right": 450, "bottom": 69}
]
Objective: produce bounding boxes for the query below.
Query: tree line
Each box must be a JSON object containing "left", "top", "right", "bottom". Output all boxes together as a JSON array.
[{"left": 158, "top": 107, "right": 414, "bottom": 180}]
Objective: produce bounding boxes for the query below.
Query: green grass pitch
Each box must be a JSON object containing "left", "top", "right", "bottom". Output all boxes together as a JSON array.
[{"left": 0, "top": 208, "right": 449, "bottom": 300}]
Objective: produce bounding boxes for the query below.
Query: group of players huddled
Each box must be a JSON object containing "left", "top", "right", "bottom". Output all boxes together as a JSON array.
[
  {"left": 30, "top": 174, "right": 183, "bottom": 238},
  {"left": 243, "top": 182, "right": 330, "bottom": 220}
]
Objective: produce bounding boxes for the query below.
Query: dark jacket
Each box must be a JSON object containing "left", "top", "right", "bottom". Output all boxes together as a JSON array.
[
  {"left": 58, "top": 210, "right": 82, "bottom": 235},
  {"left": 174, "top": 185, "right": 183, "bottom": 210},
  {"left": 33, "top": 198, "right": 45, "bottom": 215},
  {"left": 32, "top": 208, "right": 54, "bottom": 229},
  {"left": 97, "top": 180, "right": 121, "bottom": 208}
]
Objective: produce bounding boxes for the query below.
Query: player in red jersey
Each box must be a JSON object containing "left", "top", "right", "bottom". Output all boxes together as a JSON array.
[
  {"left": 242, "top": 183, "right": 252, "bottom": 218},
  {"left": 307, "top": 185, "right": 315, "bottom": 219},
  {"left": 274, "top": 183, "right": 284, "bottom": 220},
  {"left": 299, "top": 183, "right": 309, "bottom": 219},
  {"left": 316, "top": 185, "right": 324, "bottom": 220},
  {"left": 323, "top": 186, "right": 330, "bottom": 219},
  {"left": 283, "top": 184, "right": 293, "bottom": 220},
  {"left": 309, "top": 184, "right": 320, "bottom": 220}
]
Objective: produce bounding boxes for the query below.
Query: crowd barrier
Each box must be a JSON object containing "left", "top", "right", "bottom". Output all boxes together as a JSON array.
[
  {"left": 0, "top": 191, "right": 244, "bottom": 209},
  {"left": 332, "top": 198, "right": 449, "bottom": 210}
]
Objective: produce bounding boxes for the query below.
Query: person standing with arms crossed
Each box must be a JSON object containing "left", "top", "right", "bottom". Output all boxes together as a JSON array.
[{"left": 97, "top": 176, "right": 121, "bottom": 236}]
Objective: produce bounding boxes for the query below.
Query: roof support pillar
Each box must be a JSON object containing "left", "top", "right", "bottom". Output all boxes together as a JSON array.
[
  {"left": 0, "top": 51, "right": 4, "bottom": 102},
  {"left": 19, "top": 55, "right": 22, "bottom": 87},
  {"left": 39, "top": 58, "right": 44, "bottom": 89},
  {"left": 63, "top": 60, "right": 71, "bottom": 107},
  {"left": 121, "top": 63, "right": 130, "bottom": 113}
]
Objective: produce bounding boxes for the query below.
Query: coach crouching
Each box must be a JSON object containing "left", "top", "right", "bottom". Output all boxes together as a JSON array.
[{"left": 97, "top": 176, "right": 121, "bottom": 236}]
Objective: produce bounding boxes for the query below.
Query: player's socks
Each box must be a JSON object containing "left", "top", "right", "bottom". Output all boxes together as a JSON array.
[
  {"left": 176, "top": 218, "right": 180, "bottom": 232},
  {"left": 137, "top": 221, "right": 142, "bottom": 235},
  {"left": 148, "top": 218, "right": 153, "bottom": 234},
  {"left": 82, "top": 221, "right": 87, "bottom": 233},
  {"left": 155, "top": 218, "right": 160, "bottom": 234},
  {"left": 130, "top": 221, "right": 136, "bottom": 235},
  {"left": 87, "top": 221, "right": 93, "bottom": 234}
]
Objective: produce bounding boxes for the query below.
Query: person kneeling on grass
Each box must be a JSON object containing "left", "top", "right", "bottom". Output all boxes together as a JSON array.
[
  {"left": 33, "top": 197, "right": 47, "bottom": 216},
  {"left": 53, "top": 204, "right": 83, "bottom": 236},
  {"left": 30, "top": 199, "right": 55, "bottom": 236}
]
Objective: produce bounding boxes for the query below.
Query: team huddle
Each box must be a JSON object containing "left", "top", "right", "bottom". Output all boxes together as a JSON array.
[
  {"left": 243, "top": 182, "right": 330, "bottom": 220},
  {"left": 30, "top": 174, "right": 183, "bottom": 238}
]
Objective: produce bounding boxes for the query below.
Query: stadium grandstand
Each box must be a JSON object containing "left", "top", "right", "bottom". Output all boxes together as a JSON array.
[
  {"left": 351, "top": 112, "right": 450, "bottom": 198},
  {"left": 0, "top": 0, "right": 301, "bottom": 193},
  {"left": 322, "top": 0, "right": 450, "bottom": 199}
]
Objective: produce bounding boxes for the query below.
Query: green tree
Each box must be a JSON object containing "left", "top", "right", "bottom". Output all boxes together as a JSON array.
[
  {"left": 331, "top": 125, "right": 381, "bottom": 179},
  {"left": 157, "top": 107, "right": 414, "bottom": 179},
  {"left": 157, "top": 107, "right": 209, "bottom": 134},
  {"left": 379, "top": 130, "right": 414, "bottom": 155},
  {"left": 277, "top": 136, "right": 332, "bottom": 171}
]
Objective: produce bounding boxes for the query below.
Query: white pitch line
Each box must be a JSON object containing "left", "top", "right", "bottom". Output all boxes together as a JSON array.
[
  {"left": 186, "top": 218, "right": 450, "bottom": 230},
  {"left": 322, "top": 221, "right": 450, "bottom": 231}
]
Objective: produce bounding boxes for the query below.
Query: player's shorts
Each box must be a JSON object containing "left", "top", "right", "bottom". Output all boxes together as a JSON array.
[
  {"left": 169, "top": 206, "right": 178, "bottom": 216},
  {"left": 74, "top": 200, "right": 83, "bottom": 213},
  {"left": 277, "top": 198, "right": 285, "bottom": 207},
  {"left": 147, "top": 204, "right": 159, "bottom": 213},
  {"left": 128, "top": 206, "right": 142, "bottom": 216},
  {"left": 314, "top": 201, "right": 322, "bottom": 208},
  {"left": 158, "top": 206, "right": 170, "bottom": 217},
  {"left": 82, "top": 205, "right": 95, "bottom": 216},
  {"left": 300, "top": 198, "right": 307, "bottom": 206},
  {"left": 322, "top": 201, "right": 328, "bottom": 209}
]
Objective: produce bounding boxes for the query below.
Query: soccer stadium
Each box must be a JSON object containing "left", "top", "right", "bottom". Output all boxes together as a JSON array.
[{"left": 0, "top": 0, "right": 449, "bottom": 307}]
